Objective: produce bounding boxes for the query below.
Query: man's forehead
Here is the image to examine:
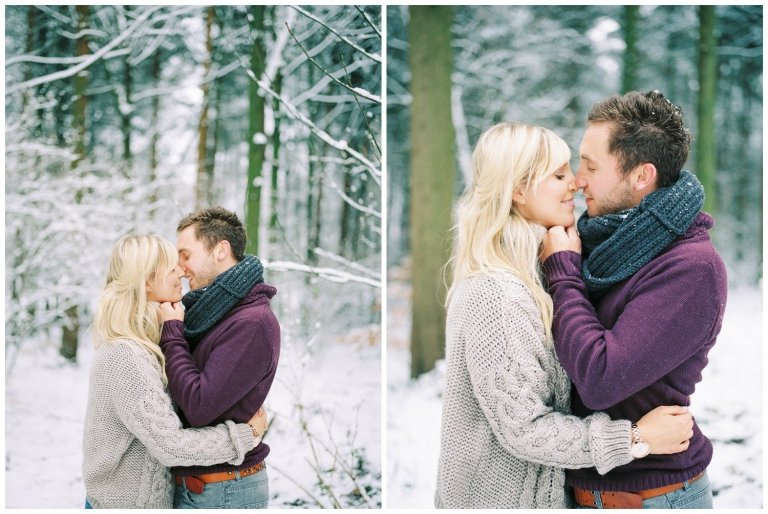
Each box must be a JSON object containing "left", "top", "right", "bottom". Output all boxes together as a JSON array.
[{"left": 176, "top": 229, "right": 196, "bottom": 251}]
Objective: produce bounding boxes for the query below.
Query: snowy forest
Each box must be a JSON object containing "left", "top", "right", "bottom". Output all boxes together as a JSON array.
[
  {"left": 5, "top": 5, "right": 381, "bottom": 508},
  {"left": 386, "top": 5, "right": 762, "bottom": 509}
]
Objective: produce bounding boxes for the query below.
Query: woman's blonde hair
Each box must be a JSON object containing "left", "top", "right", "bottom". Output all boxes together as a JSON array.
[
  {"left": 93, "top": 233, "right": 179, "bottom": 385},
  {"left": 447, "top": 122, "right": 571, "bottom": 339}
]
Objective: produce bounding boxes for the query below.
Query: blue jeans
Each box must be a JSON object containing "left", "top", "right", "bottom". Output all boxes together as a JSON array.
[
  {"left": 173, "top": 467, "right": 269, "bottom": 509},
  {"left": 575, "top": 471, "right": 713, "bottom": 509},
  {"left": 641, "top": 471, "right": 712, "bottom": 509}
]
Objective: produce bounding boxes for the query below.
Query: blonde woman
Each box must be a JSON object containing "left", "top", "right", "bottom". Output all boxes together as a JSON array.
[
  {"left": 82, "top": 234, "right": 267, "bottom": 509},
  {"left": 435, "top": 123, "right": 693, "bottom": 508}
]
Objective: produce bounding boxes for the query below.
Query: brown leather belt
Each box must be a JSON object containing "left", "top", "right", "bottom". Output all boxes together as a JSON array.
[
  {"left": 175, "top": 461, "right": 266, "bottom": 495},
  {"left": 573, "top": 471, "right": 705, "bottom": 509}
]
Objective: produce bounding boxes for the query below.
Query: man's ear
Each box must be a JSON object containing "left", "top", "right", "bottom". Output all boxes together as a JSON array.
[
  {"left": 632, "top": 163, "right": 657, "bottom": 192},
  {"left": 215, "top": 240, "right": 232, "bottom": 262}
]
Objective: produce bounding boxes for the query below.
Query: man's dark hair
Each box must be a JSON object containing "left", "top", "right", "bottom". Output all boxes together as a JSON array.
[
  {"left": 177, "top": 207, "right": 247, "bottom": 261},
  {"left": 587, "top": 90, "right": 692, "bottom": 188}
]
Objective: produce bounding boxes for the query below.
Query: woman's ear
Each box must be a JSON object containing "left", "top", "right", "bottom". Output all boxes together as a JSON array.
[{"left": 512, "top": 191, "right": 527, "bottom": 206}]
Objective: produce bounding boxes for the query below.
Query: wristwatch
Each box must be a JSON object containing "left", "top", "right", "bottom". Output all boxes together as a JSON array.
[{"left": 630, "top": 423, "right": 650, "bottom": 458}]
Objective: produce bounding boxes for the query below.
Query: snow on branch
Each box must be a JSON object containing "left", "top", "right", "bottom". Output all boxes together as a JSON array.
[
  {"left": 355, "top": 6, "right": 381, "bottom": 39},
  {"left": 5, "top": 143, "right": 77, "bottom": 160},
  {"left": 312, "top": 248, "right": 380, "bottom": 279},
  {"left": 285, "top": 23, "right": 381, "bottom": 105},
  {"left": 5, "top": 48, "right": 132, "bottom": 67},
  {"left": 325, "top": 172, "right": 381, "bottom": 219},
  {"left": 251, "top": 74, "right": 381, "bottom": 185},
  {"left": 290, "top": 6, "right": 381, "bottom": 64},
  {"left": 7, "top": 6, "right": 164, "bottom": 95},
  {"left": 264, "top": 260, "right": 381, "bottom": 288}
]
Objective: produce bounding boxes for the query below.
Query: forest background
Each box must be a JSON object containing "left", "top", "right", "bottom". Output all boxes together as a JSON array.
[
  {"left": 386, "top": 4, "right": 763, "bottom": 508},
  {"left": 5, "top": 5, "right": 381, "bottom": 508}
]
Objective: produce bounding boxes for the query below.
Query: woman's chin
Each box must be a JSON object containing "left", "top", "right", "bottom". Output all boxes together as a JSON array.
[{"left": 541, "top": 218, "right": 574, "bottom": 229}]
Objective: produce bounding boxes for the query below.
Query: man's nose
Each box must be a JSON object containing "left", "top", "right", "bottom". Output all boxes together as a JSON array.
[{"left": 574, "top": 169, "right": 587, "bottom": 189}]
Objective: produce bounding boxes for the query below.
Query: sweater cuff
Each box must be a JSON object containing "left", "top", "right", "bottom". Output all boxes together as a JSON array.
[
  {"left": 542, "top": 251, "right": 582, "bottom": 281},
  {"left": 589, "top": 414, "right": 633, "bottom": 475},
  {"left": 159, "top": 320, "right": 185, "bottom": 347},
  {"left": 229, "top": 421, "right": 259, "bottom": 463}
]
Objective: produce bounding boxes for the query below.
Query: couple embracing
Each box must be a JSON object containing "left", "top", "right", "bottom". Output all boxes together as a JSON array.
[
  {"left": 83, "top": 207, "right": 280, "bottom": 509},
  {"left": 436, "top": 90, "right": 727, "bottom": 509}
]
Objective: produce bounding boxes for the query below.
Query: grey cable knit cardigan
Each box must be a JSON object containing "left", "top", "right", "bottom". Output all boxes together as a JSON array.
[
  {"left": 82, "top": 339, "right": 259, "bottom": 508},
  {"left": 435, "top": 272, "right": 634, "bottom": 509}
]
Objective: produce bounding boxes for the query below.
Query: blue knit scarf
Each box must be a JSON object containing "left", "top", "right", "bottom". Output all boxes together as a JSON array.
[
  {"left": 576, "top": 170, "right": 705, "bottom": 294},
  {"left": 181, "top": 255, "right": 264, "bottom": 341}
]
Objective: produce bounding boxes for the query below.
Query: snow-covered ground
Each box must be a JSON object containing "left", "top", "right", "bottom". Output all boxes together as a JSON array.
[
  {"left": 5, "top": 325, "right": 381, "bottom": 508},
  {"left": 386, "top": 271, "right": 763, "bottom": 509}
]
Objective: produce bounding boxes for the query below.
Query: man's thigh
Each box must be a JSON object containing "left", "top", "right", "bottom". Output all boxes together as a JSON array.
[{"left": 174, "top": 468, "right": 269, "bottom": 509}]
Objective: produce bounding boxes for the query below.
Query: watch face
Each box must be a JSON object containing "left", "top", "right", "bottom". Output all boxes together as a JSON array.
[{"left": 631, "top": 441, "right": 651, "bottom": 459}]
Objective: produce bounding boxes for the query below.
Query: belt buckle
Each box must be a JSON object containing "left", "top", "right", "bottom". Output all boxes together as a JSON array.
[{"left": 184, "top": 476, "right": 205, "bottom": 495}]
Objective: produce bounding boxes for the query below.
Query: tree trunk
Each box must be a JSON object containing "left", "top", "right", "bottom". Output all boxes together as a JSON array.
[
  {"left": 621, "top": 5, "right": 639, "bottom": 93},
  {"left": 149, "top": 47, "right": 161, "bottom": 209},
  {"left": 209, "top": 73, "right": 222, "bottom": 205},
  {"left": 71, "top": 6, "right": 89, "bottom": 170},
  {"left": 340, "top": 170, "right": 352, "bottom": 256},
  {"left": 408, "top": 6, "right": 455, "bottom": 378},
  {"left": 270, "top": 68, "right": 282, "bottom": 237},
  {"left": 122, "top": 56, "right": 132, "bottom": 168},
  {"left": 195, "top": 6, "right": 215, "bottom": 209},
  {"left": 53, "top": 7, "right": 71, "bottom": 147},
  {"left": 23, "top": 6, "right": 35, "bottom": 113},
  {"left": 696, "top": 6, "right": 717, "bottom": 216},
  {"left": 61, "top": 4, "right": 90, "bottom": 362},
  {"left": 246, "top": 5, "right": 267, "bottom": 256}
]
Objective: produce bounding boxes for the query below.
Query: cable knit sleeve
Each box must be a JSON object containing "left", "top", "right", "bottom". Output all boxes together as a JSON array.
[
  {"left": 462, "top": 275, "right": 633, "bottom": 475},
  {"left": 106, "top": 341, "right": 260, "bottom": 468}
]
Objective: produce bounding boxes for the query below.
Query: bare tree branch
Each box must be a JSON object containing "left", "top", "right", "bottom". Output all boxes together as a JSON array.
[
  {"left": 290, "top": 6, "right": 381, "bottom": 64},
  {"left": 285, "top": 22, "right": 380, "bottom": 104},
  {"left": 264, "top": 260, "right": 381, "bottom": 288}
]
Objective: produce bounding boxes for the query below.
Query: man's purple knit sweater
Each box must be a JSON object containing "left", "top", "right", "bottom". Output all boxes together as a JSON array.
[
  {"left": 543, "top": 212, "right": 727, "bottom": 491},
  {"left": 160, "top": 282, "right": 280, "bottom": 477}
]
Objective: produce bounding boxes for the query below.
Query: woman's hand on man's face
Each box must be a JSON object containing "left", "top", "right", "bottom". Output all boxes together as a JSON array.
[
  {"left": 158, "top": 301, "right": 185, "bottom": 323},
  {"left": 540, "top": 225, "right": 581, "bottom": 263}
]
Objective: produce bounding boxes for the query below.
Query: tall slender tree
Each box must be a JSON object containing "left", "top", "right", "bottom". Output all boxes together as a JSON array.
[
  {"left": 408, "top": 6, "right": 455, "bottom": 377},
  {"left": 148, "top": 46, "right": 161, "bottom": 209},
  {"left": 697, "top": 5, "right": 717, "bottom": 216},
  {"left": 195, "top": 6, "right": 215, "bottom": 208},
  {"left": 246, "top": 5, "right": 267, "bottom": 255},
  {"left": 621, "top": 5, "right": 640, "bottom": 93},
  {"left": 60, "top": 4, "right": 90, "bottom": 362}
]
